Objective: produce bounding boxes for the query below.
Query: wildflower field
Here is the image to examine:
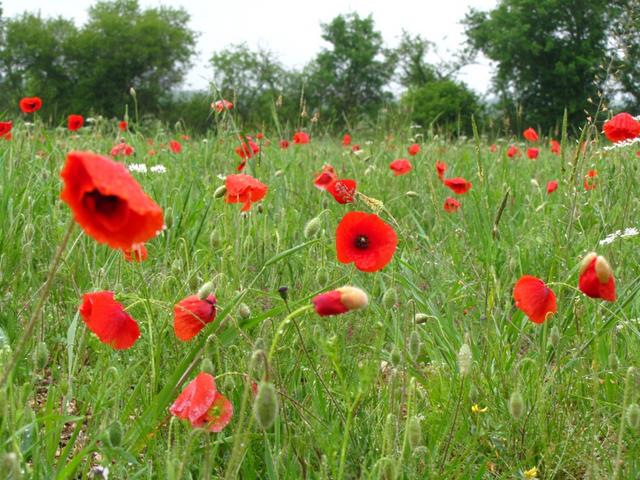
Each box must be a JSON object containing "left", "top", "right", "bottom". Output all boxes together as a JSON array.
[{"left": 1, "top": 110, "right": 640, "bottom": 480}]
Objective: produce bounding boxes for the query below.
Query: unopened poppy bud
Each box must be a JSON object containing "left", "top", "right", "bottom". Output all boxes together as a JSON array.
[
  {"left": 214, "top": 185, "right": 227, "bottom": 198},
  {"left": 238, "top": 303, "right": 251, "bottom": 319},
  {"left": 608, "top": 353, "right": 619, "bottom": 370},
  {"left": 129, "top": 87, "right": 137, "bottom": 98},
  {"left": 408, "top": 331, "right": 422, "bottom": 361},
  {"left": 378, "top": 457, "right": 397, "bottom": 480},
  {"left": 384, "top": 413, "right": 396, "bottom": 452},
  {"left": 382, "top": 288, "right": 397, "bottom": 308},
  {"left": 548, "top": 326, "right": 561, "bottom": 348},
  {"left": 274, "top": 170, "right": 284, "bottom": 177},
  {"left": 304, "top": 216, "right": 322, "bottom": 238},
  {"left": 197, "top": 281, "right": 215, "bottom": 301},
  {"left": 249, "top": 349, "right": 266, "bottom": 378},
  {"left": 108, "top": 421, "right": 123, "bottom": 447},
  {"left": 457, "top": 343, "right": 472, "bottom": 377},
  {"left": 509, "top": 391, "right": 524, "bottom": 420},
  {"left": 164, "top": 208, "right": 174, "bottom": 229},
  {"left": 390, "top": 345, "right": 402, "bottom": 367},
  {"left": 414, "top": 313, "right": 429, "bottom": 324},
  {"left": 200, "top": 358, "right": 215, "bottom": 375},
  {"left": 315, "top": 268, "right": 329, "bottom": 285},
  {"left": 35, "top": 341, "right": 49, "bottom": 369},
  {"left": 627, "top": 403, "right": 640, "bottom": 429},
  {"left": 312, "top": 286, "right": 368, "bottom": 316},
  {"left": 254, "top": 381, "right": 278, "bottom": 429},
  {"left": 407, "top": 416, "right": 422, "bottom": 450},
  {"left": 405, "top": 191, "right": 419, "bottom": 198}
]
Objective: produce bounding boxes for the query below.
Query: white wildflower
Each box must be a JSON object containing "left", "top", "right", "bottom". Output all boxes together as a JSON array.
[
  {"left": 128, "top": 163, "right": 147, "bottom": 173},
  {"left": 150, "top": 165, "right": 166, "bottom": 174}
]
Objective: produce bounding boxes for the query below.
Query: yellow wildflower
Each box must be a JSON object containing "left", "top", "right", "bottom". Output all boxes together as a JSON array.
[
  {"left": 524, "top": 466, "right": 538, "bottom": 479},
  {"left": 471, "top": 404, "right": 488, "bottom": 414}
]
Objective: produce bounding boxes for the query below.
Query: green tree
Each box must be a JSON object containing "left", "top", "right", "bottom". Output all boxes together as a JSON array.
[
  {"left": 464, "top": 0, "right": 612, "bottom": 128},
  {"left": 395, "top": 31, "right": 437, "bottom": 88},
  {"left": 70, "top": 0, "right": 196, "bottom": 117},
  {"left": 305, "top": 13, "right": 396, "bottom": 125},
  {"left": 610, "top": 1, "right": 640, "bottom": 110}
]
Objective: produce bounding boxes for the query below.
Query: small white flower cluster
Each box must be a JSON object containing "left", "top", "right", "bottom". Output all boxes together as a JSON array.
[
  {"left": 616, "top": 317, "right": 640, "bottom": 332},
  {"left": 601, "top": 136, "right": 640, "bottom": 151},
  {"left": 127, "top": 163, "right": 166, "bottom": 174},
  {"left": 599, "top": 227, "right": 639, "bottom": 245}
]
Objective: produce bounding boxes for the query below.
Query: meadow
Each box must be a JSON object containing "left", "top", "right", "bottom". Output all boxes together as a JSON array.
[{"left": 1, "top": 111, "right": 640, "bottom": 480}]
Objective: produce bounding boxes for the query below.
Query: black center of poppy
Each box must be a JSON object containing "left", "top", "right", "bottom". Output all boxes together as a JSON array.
[
  {"left": 83, "top": 190, "right": 122, "bottom": 216},
  {"left": 354, "top": 235, "right": 369, "bottom": 249}
]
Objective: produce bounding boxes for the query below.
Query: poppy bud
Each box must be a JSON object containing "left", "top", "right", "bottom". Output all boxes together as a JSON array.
[
  {"left": 254, "top": 381, "right": 278, "bottom": 429},
  {"left": 164, "top": 208, "right": 174, "bottom": 229},
  {"left": 312, "top": 286, "right": 368, "bottom": 316},
  {"left": 384, "top": 413, "right": 396, "bottom": 452},
  {"left": 304, "top": 216, "right": 322, "bottom": 238},
  {"left": 408, "top": 331, "right": 422, "bottom": 361},
  {"left": 197, "top": 281, "right": 215, "bottom": 301},
  {"left": 238, "top": 303, "right": 251, "bottom": 319},
  {"left": 608, "top": 353, "right": 619, "bottom": 371},
  {"left": 129, "top": 87, "right": 137, "bottom": 98},
  {"left": 315, "top": 268, "right": 329, "bottom": 285},
  {"left": 214, "top": 185, "right": 227, "bottom": 198},
  {"left": 200, "top": 358, "right": 215, "bottom": 375},
  {"left": 378, "top": 457, "right": 397, "bottom": 480},
  {"left": 107, "top": 420, "right": 124, "bottom": 447},
  {"left": 405, "top": 191, "right": 419, "bottom": 198},
  {"left": 548, "top": 326, "right": 561, "bottom": 348},
  {"left": 274, "top": 170, "right": 284, "bottom": 177},
  {"left": 457, "top": 343, "right": 472, "bottom": 377},
  {"left": 627, "top": 403, "right": 640, "bottom": 429},
  {"left": 389, "top": 345, "right": 402, "bottom": 367},
  {"left": 382, "top": 288, "right": 398, "bottom": 308},
  {"left": 414, "top": 313, "right": 429, "bottom": 324},
  {"left": 31, "top": 340, "right": 48, "bottom": 370},
  {"left": 508, "top": 391, "right": 524, "bottom": 420},
  {"left": 407, "top": 416, "right": 422, "bottom": 450}
]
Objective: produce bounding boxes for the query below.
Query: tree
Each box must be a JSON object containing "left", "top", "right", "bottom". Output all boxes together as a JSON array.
[
  {"left": 610, "top": 1, "right": 640, "bottom": 110},
  {"left": 305, "top": 13, "right": 396, "bottom": 124},
  {"left": 464, "top": 0, "right": 612, "bottom": 129},
  {"left": 395, "top": 31, "right": 437, "bottom": 88}
]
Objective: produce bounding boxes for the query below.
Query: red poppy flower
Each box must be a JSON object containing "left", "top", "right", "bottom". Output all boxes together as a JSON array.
[
  {"left": 111, "top": 142, "right": 134, "bottom": 157},
  {"left": 313, "top": 165, "right": 338, "bottom": 190},
  {"left": 523, "top": 128, "right": 539, "bottom": 142},
  {"left": 335, "top": 211, "right": 398, "bottom": 272},
  {"left": 389, "top": 158, "right": 412, "bottom": 176},
  {"left": 584, "top": 169, "right": 597, "bottom": 190},
  {"left": 181, "top": 135, "right": 190, "bottom": 141},
  {"left": 0, "top": 121, "right": 12, "bottom": 140},
  {"left": 19, "top": 97, "right": 42, "bottom": 113},
  {"left": 79, "top": 291, "right": 140, "bottom": 349},
  {"left": 60, "top": 151, "right": 164, "bottom": 249},
  {"left": 256, "top": 132, "right": 264, "bottom": 140},
  {"left": 174, "top": 294, "right": 217, "bottom": 341},
  {"left": 123, "top": 243, "right": 148, "bottom": 262},
  {"left": 578, "top": 253, "right": 616, "bottom": 302},
  {"left": 235, "top": 138, "right": 260, "bottom": 160},
  {"left": 443, "top": 197, "right": 460, "bottom": 212},
  {"left": 326, "top": 179, "right": 356, "bottom": 204},
  {"left": 293, "top": 131, "right": 310, "bottom": 144},
  {"left": 312, "top": 286, "right": 368, "bottom": 316},
  {"left": 169, "top": 140, "right": 182, "bottom": 153},
  {"left": 225, "top": 174, "right": 268, "bottom": 211},
  {"left": 279, "top": 139, "right": 290, "bottom": 149},
  {"left": 67, "top": 114, "right": 84, "bottom": 131},
  {"left": 513, "top": 275, "right": 557, "bottom": 324},
  {"left": 170, "top": 372, "right": 233, "bottom": 432},
  {"left": 436, "top": 161, "right": 447, "bottom": 180},
  {"left": 490, "top": 144, "right": 497, "bottom": 153},
  {"left": 212, "top": 99, "right": 233, "bottom": 113},
  {"left": 546, "top": 180, "right": 558, "bottom": 193},
  {"left": 407, "top": 143, "right": 420, "bottom": 156},
  {"left": 118, "top": 121, "right": 128, "bottom": 132},
  {"left": 603, "top": 112, "right": 640, "bottom": 143},
  {"left": 351, "top": 144, "right": 361, "bottom": 152},
  {"left": 507, "top": 145, "right": 520, "bottom": 158},
  {"left": 527, "top": 148, "right": 539, "bottom": 160},
  {"left": 550, "top": 139, "right": 561, "bottom": 155},
  {"left": 342, "top": 134, "right": 351, "bottom": 146},
  {"left": 443, "top": 177, "right": 472, "bottom": 195}
]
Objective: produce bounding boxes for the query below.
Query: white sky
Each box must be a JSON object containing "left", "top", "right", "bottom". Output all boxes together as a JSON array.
[{"left": 3, "top": 0, "right": 496, "bottom": 95}]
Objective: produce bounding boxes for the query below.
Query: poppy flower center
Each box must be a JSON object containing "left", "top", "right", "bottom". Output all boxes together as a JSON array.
[
  {"left": 354, "top": 235, "right": 369, "bottom": 249},
  {"left": 82, "top": 189, "right": 130, "bottom": 232}
]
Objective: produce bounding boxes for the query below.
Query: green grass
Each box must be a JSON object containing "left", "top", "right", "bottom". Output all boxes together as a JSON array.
[{"left": 1, "top": 119, "right": 639, "bottom": 479}]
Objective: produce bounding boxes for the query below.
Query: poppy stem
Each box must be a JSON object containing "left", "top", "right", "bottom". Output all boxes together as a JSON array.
[{"left": 0, "top": 219, "right": 75, "bottom": 389}]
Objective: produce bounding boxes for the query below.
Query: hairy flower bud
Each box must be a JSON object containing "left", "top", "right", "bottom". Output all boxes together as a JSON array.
[
  {"left": 254, "top": 381, "right": 278, "bottom": 429},
  {"left": 457, "top": 343, "right": 472, "bottom": 377},
  {"left": 304, "top": 216, "right": 322, "bottom": 238},
  {"left": 406, "top": 416, "right": 422, "bottom": 450},
  {"left": 509, "top": 391, "right": 524, "bottom": 420}
]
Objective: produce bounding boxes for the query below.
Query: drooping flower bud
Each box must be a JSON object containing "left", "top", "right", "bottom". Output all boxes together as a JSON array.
[
  {"left": 408, "top": 331, "right": 422, "bottom": 361},
  {"left": 548, "top": 326, "right": 561, "bottom": 348},
  {"left": 304, "top": 216, "right": 322, "bottom": 238},
  {"left": 382, "top": 288, "right": 398, "bottom": 308},
  {"left": 34, "top": 341, "right": 49, "bottom": 370},
  {"left": 254, "top": 381, "right": 278, "bottom": 429},
  {"left": 378, "top": 457, "right": 397, "bottom": 480},
  {"left": 312, "top": 286, "right": 368, "bottom": 316},
  {"left": 197, "top": 281, "right": 215, "bottom": 301},
  {"left": 627, "top": 403, "right": 640, "bottom": 429},
  {"left": 238, "top": 303, "right": 251, "bottom": 319},
  {"left": 457, "top": 343, "right": 472, "bottom": 377},
  {"left": 508, "top": 391, "right": 524, "bottom": 420},
  {"left": 214, "top": 185, "right": 227, "bottom": 198},
  {"left": 406, "top": 416, "right": 422, "bottom": 450},
  {"left": 200, "top": 358, "right": 215, "bottom": 375},
  {"left": 389, "top": 345, "right": 402, "bottom": 367}
]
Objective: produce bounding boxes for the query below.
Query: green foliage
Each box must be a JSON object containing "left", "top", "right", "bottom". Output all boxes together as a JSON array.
[
  {"left": 402, "top": 79, "right": 482, "bottom": 135},
  {"left": 395, "top": 31, "right": 437, "bottom": 88},
  {"left": 464, "top": 0, "right": 611, "bottom": 129},
  {"left": 305, "top": 13, "right": 396, "bottom": 126}
]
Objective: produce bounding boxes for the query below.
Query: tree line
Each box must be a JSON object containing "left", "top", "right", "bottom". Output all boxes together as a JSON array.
[{"left": 0, "top": 0, "right": 638, "bottom": 134}]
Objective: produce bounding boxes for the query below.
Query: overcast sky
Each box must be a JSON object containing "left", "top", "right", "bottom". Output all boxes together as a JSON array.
[{"left": 3, "top": 0, "right": 497, "bottom": 95}]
